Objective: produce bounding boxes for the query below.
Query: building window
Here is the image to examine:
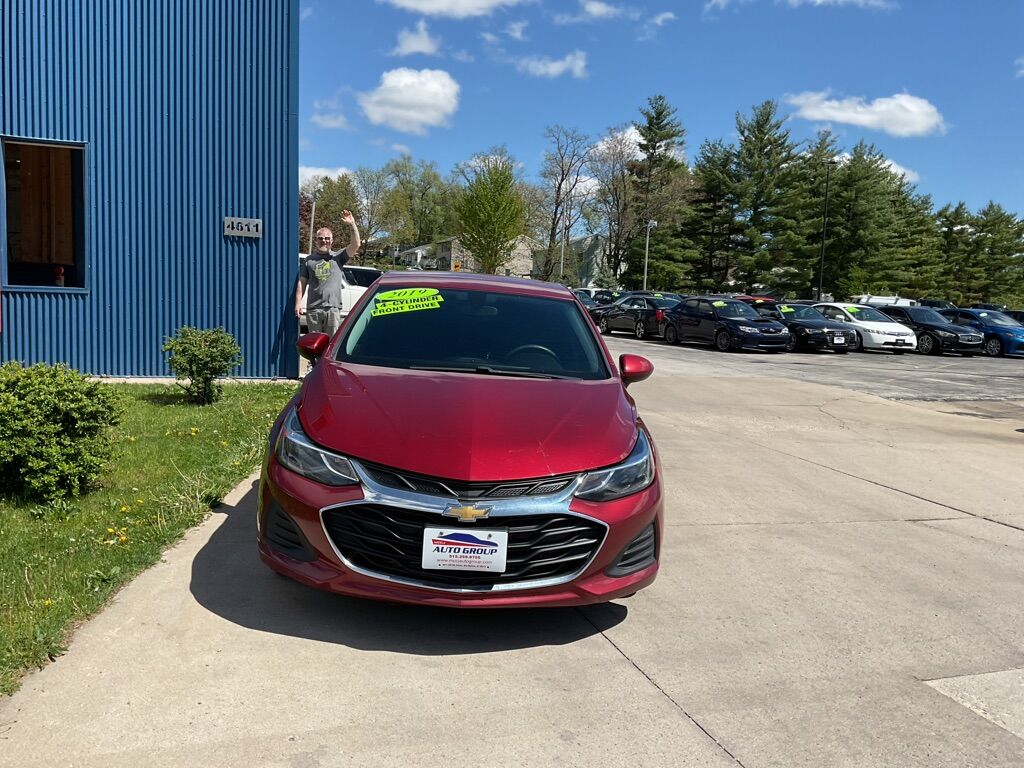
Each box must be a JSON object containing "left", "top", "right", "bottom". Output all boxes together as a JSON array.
[{"left": 3, "top": 140, "right": 85, "bottom": 288}]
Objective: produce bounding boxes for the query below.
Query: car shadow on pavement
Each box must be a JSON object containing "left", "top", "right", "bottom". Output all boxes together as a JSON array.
[{"left": 189, "top": 479, "right": 628, "bottom": 654}]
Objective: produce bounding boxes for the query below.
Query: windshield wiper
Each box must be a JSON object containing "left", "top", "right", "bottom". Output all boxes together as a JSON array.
[{"left": 409, "top": 365, "right": 571, "bottom": 380}]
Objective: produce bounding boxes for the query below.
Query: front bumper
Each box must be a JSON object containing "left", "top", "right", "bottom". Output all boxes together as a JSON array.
[
  {"left": 798, "top": 330, "right": 854, "bottom": 350},
  {"left": 735, "top": 332, "right": 789, "bottom": 350},
  {"left": 863, "top": 333, "right": 916, "bottom": 351},
  {"left": 258, "top": 455, "right": 663, "bottom": 608}
]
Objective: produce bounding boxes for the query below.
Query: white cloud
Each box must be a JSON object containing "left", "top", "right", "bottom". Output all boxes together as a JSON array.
[
  {"left": 505, "top": 20, "right": 528, "bottom": 40},
  {"left": 452, "top": 49, "right": 475, "bottom": 62},
  {"left": 311, "top": 113, "right": 348, "bottom": 129},
  {"left": 1016, "top": 56, "right": 1024, "bottom": 78},
  {"left": 786, "top": 91, "right": 946, "bottom": 137},
  {"left": 299, "top": 166, "right": 352, "bottom": 186},
  {"left": 480, "top": 31, "right": 500, "bottom": 44},
  {"left": 555, "top": 0, "right": 627, "bottom": 24},
  {"left": 358, "top": 68, "right": 460, "bottom": 135},
  {"left": 516, "top": 50, "right": 588, "bottom": 79},
  {"left": 299, "top": 137, "right": 312, "bottom": 150},
  {"left": 883, "top": 159, "right": 920, "bottom": 183},
  {"left": 652, "top": 11, "right": 676, "bottom": 25},
  {"left": 594, "top": 125, "right": 643, "bottom": 160},
  {"left": 392, "top": 143, "right": 412, "bottom": 154},
  {"left": 638, "top": 10, "right": 676, "bottom": 39},
  {"left": 380, "top": 0, "right": 525, "bottom": 18},
  {"left": 391, "top": 20, "right": 440, "bottom": 56},
  {"left": 300, "top": 7, "right": 313, "bottom": 21}
]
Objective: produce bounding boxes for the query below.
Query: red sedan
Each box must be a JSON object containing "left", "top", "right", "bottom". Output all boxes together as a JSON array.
[{"left": 258, "top": 273, "right": 663, "bottom": 608}]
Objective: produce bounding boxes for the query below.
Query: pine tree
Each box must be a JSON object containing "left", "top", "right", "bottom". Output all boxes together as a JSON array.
[
  {"left": 682, "top": 139, "right": 741, "bottom": 291},
  {"left": 732, "top": 101, "right": 802, "bottom": 290},
  {"left": 972, "top": 202, "right": 1024, "bottom": 304},
  {"left": 936, "top": 202, "right": 983, "bottom": 305}
]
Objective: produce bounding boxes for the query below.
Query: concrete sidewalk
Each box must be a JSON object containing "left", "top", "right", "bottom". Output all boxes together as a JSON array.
[{"left": 2, "top": 374, "right": 1022, "bottom": 767}]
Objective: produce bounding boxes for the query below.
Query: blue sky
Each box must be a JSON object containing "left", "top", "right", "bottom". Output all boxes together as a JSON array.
[{"left": 299, "top": 0, "right": 1024, "bottom": 214}]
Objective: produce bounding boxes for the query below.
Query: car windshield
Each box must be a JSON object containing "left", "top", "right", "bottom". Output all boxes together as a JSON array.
[
  {"left": 652, "top": 297, "right": 679, "bottom": 309},
  {"left": 843, "top": 306, "right": 891, "bottom": 323},
  {"left": 776, "top": 304, "right": 821, "bottom": 320},
  {"left": 714, "top": 300, "right": 760, "bottom": 319},
  {"left": 342, "top": 268, "right": 383, "bottom": 287},
  {"left": 977, "top": 311, "right": 1022, "bottom": 327},
  {"left": 906, "top": 307, "right": 949, "bottom": 324},
  {"left": 336, "top": 286, "right": 610, "bottom": 380}
]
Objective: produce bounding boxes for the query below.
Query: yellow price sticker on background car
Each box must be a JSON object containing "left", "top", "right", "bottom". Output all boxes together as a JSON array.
[
  {"left": 779, "top": 305, "right": 795, "bottom": 313},
  {"left": 654, "top": 293, "right": 663, "bottom": 298},
  {"left": 846, "top": 306, "right": 860, "bottom": 313},
  {"left": 371, "top": 288, "right": 444, "bottom": 317},
  {"left": 713, "top": 301, "right": 727, "bottom": 307}
]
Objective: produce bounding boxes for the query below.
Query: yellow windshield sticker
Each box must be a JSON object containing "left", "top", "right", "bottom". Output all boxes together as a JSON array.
[
  {"left": 755, "top": 299, "right": 765, "bottom": 303},
  {"left": 846, "top": 306, "right": 860, "bottom": 313},
  {"left": 979, "top": 312, "right": 989, "bottom": 317},
  {"left": 654, "top": 293, "right": 663, "bottom": 298},
  {"left": 779, "top": 305, "right": 795, "bottom": 313},
  {"left": 712, "top": 300, "right": 727, "bottom": 307},
  {"left": 371, "top": 288, "right": 444, "bottom": 317}
]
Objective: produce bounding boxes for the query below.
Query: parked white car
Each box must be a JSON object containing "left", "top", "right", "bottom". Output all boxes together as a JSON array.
[
  {"left": 813, "top": 303, "right": 917, "bottom": 353},
  {"left": 298, "top": 254, "right": 382, "bottom": 333}
]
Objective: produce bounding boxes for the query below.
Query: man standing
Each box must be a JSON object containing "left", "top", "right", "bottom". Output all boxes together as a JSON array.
[{"left": 295, "top": 210, "right": 361, "bottom": 336}]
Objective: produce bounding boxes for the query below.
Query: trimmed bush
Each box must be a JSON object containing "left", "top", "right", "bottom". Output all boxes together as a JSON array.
[
  {"left": 0, "top": 363, "right": 123, "bottom": 501},
  {"left": 162, "top": 326, "right": 243, "bottom": 404}
]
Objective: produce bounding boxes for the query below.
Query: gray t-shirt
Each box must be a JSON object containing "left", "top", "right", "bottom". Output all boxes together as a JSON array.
[{"left": 300, "top": 251, "right": 350, "bottom": 310}]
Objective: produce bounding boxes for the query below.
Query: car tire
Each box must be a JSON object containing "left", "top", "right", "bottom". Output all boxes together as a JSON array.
[
  {"left": 785, "top": 334, "right": 798, "bottom": 352},
  {"left": 634, "top": 321, "right": 646, "bottom": 340},
  {"left": 984, "top": 337, "right": 1004, "bottom": 357},
  {"left": 715, "top": 330, "right": 733, "bottom": 352},
  {"left": 599, "top": 317, "right": 611, "bottom": 335},
  {"left": 664, "top": 324, "right": 679, "bottom": 345},
  {"left": 852, "top": 331, "right": 864, "bottom": 352},
  {"left": 917, "top": 333, "right": 938, "bottom": 355}
]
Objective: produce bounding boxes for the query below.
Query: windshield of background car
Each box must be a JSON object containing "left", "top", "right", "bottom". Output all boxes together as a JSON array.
[
  {"left": 336, "top": 287, "right": 610, "bottom": 380},
  {"left": 977, "top": 311, "right": 1023, "bottom": 327},
  {"left": 906, "top": 307, "right": 950, "bottom": 324},
  {"left": 715, "top": 301, "right": 760, "bottom": 319},
  {"left": 776, "top": 304, "right": 821, "bottom": 320},
  {"left": 342, "top": 268, "right": 383, "bottom": 287},
  {"left": 844, "top": 306, "right": 891, "bottom": 323}
]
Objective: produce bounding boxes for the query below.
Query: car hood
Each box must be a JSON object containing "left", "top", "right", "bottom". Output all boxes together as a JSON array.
[
  {"left": 849, "top": 319, "right": 913, "bottom": 334},
  {"left": 921, "top": 322, "right": 977, "bottom": 334},
  {"left": 298, "top": 361, "right": 638, "bottom": 481},
  {"left": 722, "top": 316, "right": 786, "bottom": 330}
]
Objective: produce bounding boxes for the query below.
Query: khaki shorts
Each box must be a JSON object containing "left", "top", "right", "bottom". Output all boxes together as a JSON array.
[{"left": 306, "top": 308, "right": 343, "bottom": 336}]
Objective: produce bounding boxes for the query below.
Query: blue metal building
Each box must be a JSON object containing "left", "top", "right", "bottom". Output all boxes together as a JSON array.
[{"left": 1, "top": 0, "right": 299, "bottom": 378}]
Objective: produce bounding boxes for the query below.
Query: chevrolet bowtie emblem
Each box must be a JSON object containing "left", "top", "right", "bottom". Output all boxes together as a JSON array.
[{"left": 443, "top": 503, "right": 492, "bottom": 522}]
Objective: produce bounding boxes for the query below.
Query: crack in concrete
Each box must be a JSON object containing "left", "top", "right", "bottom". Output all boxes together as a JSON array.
[
  {"left": 749, "top": 441, "right": 1024, "bottom": 535},
  {"left": 575, "top": 608, "right": 749, "bottom": 768}
]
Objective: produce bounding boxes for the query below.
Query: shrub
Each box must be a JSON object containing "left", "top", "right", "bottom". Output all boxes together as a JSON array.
[
  {"left": 0, "top": 363, "right": 123, "bottom": 501},
  {"left": 162, "top": 326, "right": 243, "bottom": 404}
]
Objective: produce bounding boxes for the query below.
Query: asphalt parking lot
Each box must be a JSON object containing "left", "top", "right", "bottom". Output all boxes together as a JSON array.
[{"left": 2, "top": 344, "right": 1023, "bottom": 767}]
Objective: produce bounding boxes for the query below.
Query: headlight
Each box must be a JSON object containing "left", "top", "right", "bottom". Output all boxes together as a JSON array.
[
  {"left": 738, "top": 325, "right": 761, "bottom": 334},
  {"left": 575, "top": 430, "right": 654, "bottom": 502},
  {"left": 936, "top": 329, "right": 956, "bottom": 338},
  {"left": 275, "top": 409, "right": 359, "bottom": 486},
  {"left": 805, "top": 328, "right": 825, "bottom": 335}
]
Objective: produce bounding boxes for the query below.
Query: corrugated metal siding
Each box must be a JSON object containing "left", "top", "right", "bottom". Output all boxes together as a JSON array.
[{"left": 0, "top": 0, "right": 299, "bottom": 377}]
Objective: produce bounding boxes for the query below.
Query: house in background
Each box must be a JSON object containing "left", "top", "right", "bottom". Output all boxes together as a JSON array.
[
  {"left": 434, "top": 235, "right": 540, "bottom": 277},
  {"left": 1, "top": 0, "right": 300, "bottom": 377}
]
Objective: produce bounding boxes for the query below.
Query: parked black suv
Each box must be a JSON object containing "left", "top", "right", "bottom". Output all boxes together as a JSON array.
[
  {"left": 917, "top": 298, "right": 957, "bottom": 310},
  {"left": 878, "top": 306, "right": 983, "bottom": 356}
]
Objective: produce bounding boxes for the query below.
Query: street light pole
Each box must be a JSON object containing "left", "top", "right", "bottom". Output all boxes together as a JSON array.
[
  {"left": 817, "top": 160, "right": 837, "bottom": 302},
  {"left": 643, "top": 220, "right": 657, "bottom": 291}
]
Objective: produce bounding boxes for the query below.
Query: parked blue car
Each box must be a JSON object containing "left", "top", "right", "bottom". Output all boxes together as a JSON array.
[{"left": 939, "top": 309, "right": 1024, "bottom": 357}]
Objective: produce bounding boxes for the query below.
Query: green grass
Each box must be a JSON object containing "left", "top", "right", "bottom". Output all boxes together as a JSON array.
[{"left": 0, "top": 382, "right": 298, "bottom": 695}]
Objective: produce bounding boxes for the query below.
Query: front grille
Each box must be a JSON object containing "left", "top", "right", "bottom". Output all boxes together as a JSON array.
[
  {"left": 606, "top": 524, "right": 657, "bottom": 577},
  {"left": 960, "top": 334, "right": 982, "bottom": 343},
  {"left": 360, "top": 462, "right": 577, "bottom": 500},
  {"left": 323, "top": 505, "right": 606, "bottom": 589},
  {"left": 760, "top": 327, "right": 782, "bottom": 334}
]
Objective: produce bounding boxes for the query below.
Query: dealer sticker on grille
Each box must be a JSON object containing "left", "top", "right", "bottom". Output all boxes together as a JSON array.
[{"left": 422, "top": 527, "right": 508, "bottom": 572}]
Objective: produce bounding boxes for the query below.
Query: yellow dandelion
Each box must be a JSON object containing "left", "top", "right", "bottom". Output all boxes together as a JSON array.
[
  {"left": 136, "top": 498, "right": 144, "bottom": 505},
  {"left": 107, "top": 527, "right": 115, "bottom": 533},
  {"left": 119, "top": 505, "right": 129, "bottom": 513}
]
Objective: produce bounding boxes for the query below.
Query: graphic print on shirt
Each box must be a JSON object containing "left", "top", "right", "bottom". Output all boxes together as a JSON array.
[{"left": 314, "top": 260, "right": 333, "bottom": 282}]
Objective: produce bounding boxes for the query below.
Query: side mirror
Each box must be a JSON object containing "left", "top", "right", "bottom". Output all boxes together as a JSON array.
[
  {"left": 297, "top": 332, "right": 330, "bottom": 362},
  {"left": 619, "top": 354, "right": 654, "bottom": 387}
]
